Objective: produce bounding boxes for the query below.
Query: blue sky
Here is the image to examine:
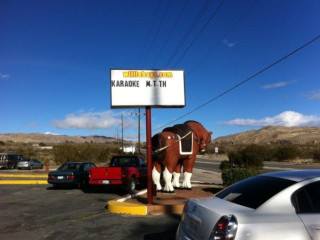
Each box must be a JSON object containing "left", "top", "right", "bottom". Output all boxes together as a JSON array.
[{"left": 1, "top": 0, "right": 320, "bottom": 141}]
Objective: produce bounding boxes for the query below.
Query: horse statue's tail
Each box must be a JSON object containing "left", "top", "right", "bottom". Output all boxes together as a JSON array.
[{"left": 152, "top": 133, "right": 167, "bottom": 163}]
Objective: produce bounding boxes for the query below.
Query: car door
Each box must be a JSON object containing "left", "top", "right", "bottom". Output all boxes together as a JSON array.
[{"left": 294, "top": 181, "right": 320, "bottom": 239}]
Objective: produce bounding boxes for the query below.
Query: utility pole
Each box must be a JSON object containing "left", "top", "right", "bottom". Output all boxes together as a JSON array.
[{"left": 131, "top": 108, "right": 145, "bottom": 154}]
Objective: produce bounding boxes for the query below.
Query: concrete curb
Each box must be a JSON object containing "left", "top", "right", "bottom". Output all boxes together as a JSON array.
[
  {"left": 107, "top": 190, "right": 148, "bottom": 215},
  {"left": 0, "top": 173, "right": 48, "bottom": 184},
  {"left": 0, "top": 174, "right": 48, "bottom": 178},
  {"left": 0, "top": 180, "right": 48, "bottom": 184},
  {"left": 107, "top": 182, "right": 219, "bottom": 216}
]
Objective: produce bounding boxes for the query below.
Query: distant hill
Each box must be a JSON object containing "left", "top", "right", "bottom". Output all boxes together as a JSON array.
[
  {"left": 214, "top": 126, "right": 320, "bottom": 145},
  {"left": 0, "top": 133, "right": 116, "bottom": 144}
]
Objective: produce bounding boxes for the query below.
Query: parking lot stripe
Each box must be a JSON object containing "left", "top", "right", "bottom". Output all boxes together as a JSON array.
[
  {"left": 0, "top": 174, "right": 47, "bottom": 178},
  {"left": 0, "top": 180, "right": 48, "bottom": 184}
]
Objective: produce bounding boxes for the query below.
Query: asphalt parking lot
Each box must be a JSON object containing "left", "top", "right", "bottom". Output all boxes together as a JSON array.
[{"left": 0, "top": 183, "right": 181, "bottom": 240}]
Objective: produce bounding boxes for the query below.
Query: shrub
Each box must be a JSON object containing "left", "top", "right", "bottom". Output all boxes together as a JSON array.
[
  {"left": 219, "top": 160, "right": 230, "bottom": 171},
  {"left": 274, "top": 145, "right": 299, "bottom": 161},
  {"left": 53, "top": 143, "right": 121, "bottom": 165},
  {"left": 314, "top": 147, "right": 320, "bottom": 163},
  {"left": 221, "top": 168, "right": 261, "bottom": 187},
  {"left": 227, "top": 145, "right": 264, "bottom": 170}
]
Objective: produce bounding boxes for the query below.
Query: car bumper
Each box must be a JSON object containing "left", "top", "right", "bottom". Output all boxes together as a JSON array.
[
  {"left": 47, "top": 179, "right": 78, "bottom": 185},
  {"left": 89, "top": 179, "right": 123, "bottom": 185}
]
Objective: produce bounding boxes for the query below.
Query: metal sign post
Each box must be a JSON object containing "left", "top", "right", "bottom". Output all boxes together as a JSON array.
[{"left": 146, "top": 106, "right": 153, "bottom": 204}]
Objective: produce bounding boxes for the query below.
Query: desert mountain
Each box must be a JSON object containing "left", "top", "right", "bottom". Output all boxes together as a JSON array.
[
  {"left": 0, "top": 133, "right": 115, "bottom": 144},
  {"left": 214, "top": 126, "right": 320, "bottom": 145}
]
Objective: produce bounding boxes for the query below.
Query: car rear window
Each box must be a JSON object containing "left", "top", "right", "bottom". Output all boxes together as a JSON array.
[
  {"left": 216, "top": 176, "right": 296, "bottom": 209},
  {"left": 59, "top": 163, "right": 81, "bottom": 171},
  {"left": 111, "top": 157, "right": 137, "bottom": 167}
]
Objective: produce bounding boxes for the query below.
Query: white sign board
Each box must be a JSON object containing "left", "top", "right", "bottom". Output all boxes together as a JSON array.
[{"left": 110, "top": 69, "right": 185, "bottom": 108}]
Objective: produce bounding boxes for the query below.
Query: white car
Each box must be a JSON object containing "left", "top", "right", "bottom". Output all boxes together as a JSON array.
[
  {"left": 17, "top": 158, "right": 43, "bottom": 170},
  {"left": 176, "top": 170, "right": 320, "bottom": 240}
]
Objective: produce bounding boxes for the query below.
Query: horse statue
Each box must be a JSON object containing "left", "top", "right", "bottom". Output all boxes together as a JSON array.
[{"left": 152, "top": 121, "right": 212, "bottom": 193}]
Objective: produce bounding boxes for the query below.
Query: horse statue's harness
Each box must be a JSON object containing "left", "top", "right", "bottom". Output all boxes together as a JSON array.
[{"left": 153, "top": 130, "right": 205, "bottom": 154}]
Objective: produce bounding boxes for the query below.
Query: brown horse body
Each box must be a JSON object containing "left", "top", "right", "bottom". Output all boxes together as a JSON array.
[{"left": 152, "top": 121, "right": 212, "bottom": 193}]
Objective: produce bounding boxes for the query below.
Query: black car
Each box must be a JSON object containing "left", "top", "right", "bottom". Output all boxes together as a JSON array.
[{"left": 48, "top": 162, "right": 96, "bottom": 188}]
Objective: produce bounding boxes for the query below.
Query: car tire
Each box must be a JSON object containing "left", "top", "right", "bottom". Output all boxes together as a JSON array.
[
  {"left": 30, "top": 165, "right": 33, "bottom": 170},
  {"left": 126, "top": 177, "right": 136, "bottom": 194}
]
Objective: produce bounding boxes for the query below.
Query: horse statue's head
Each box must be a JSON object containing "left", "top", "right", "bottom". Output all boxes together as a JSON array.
[
  {"left": 184, "top": 121, "right": 212, "bottom": 153},
  {"left": 197, "top": 128, "right": 212, "bottom": 152}
]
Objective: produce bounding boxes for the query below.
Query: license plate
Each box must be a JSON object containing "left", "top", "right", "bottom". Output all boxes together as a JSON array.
[
  {"left": 102, "top": 180, "right": 109, "bottom": 184},
  {"left": 57, "top": 176, "right": 63, "bottom": 179}
]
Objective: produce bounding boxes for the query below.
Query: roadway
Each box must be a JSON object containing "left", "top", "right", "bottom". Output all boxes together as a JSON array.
[{"left": 195, "top": 155, "right": 320, "bottom": 173}]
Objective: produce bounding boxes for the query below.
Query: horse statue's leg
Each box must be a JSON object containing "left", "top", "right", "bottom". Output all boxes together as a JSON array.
[
  {"left": 172, "top": 162, "right": 182, "bottom": 188},
  {"left": 182, "top": 172, "right": 192, "bottom": 189},
  {"left": 181, "top": 157, "right": 196, "bottom": 190},
  {"left": 152, "top": 162, "right": 162, "bottom": 191},
  {"left": 163, "top": 167, "right": 174, "bottom": 193},
  {"left": 172, "top": 172, "right": 180, "bottom": 188}
]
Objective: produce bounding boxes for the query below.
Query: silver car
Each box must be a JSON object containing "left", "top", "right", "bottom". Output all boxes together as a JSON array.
[
  {"left": 17, "top": 159, "right": 43, "bottom": 170},
  {"left": 176, "top": 170, "right": 320, "bottom": 240}
]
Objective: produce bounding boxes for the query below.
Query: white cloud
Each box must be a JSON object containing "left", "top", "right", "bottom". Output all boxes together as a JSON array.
[
  {"left": 45, "top": 132, "right": 59, "bottom": 135},
  {"left": 262, "top": 81, "right": 294, "bottom": 89},
  {"left": 307, "top": 90, "right": 320, "bottom": 100},
  {"left": 222, "top": 39, "right": 236, "bottom": 47},
  {"left": 53, "top": 111, "right": 137, "bottom": 130},
  {"left": 0, "top": 72, "right": 10, "bottom": 79},
  {"left": 221, "top": 111, "right": 320, "bottom": 127}
]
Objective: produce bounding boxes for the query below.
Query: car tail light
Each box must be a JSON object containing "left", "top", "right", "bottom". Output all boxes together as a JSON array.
[
  {"left": 48, "top": 175, "right": 55, "bottom": 179},
  {"left": 209, "top": 215, "right": 238, "bottom": 240},
  {"left": 67, "top": 175, "right": 75, "bottom": 179}
]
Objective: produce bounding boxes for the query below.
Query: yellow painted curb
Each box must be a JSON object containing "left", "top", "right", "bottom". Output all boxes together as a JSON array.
[
  {"left": 0, "top": 174, "right": 48, "bottom": 178},
  {"left": 0, "top": 180, "right": 48, "bottom": 184},
  {"left": 107, "top": 200, "right": 147, "bottom": 215}
]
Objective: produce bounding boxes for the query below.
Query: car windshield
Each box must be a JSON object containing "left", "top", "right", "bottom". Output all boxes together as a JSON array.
[
  {"left": 216, "top": 176, "right": 296, "bottom": 209},
  {"left": 111, "top": 157, "right": 137, "bottom": 167},
  {"left": 22, "top": 159, "right": 31, "bottom": 162},
  {"left": 59, "top": 163, "right": 81, "bottom": 171}
]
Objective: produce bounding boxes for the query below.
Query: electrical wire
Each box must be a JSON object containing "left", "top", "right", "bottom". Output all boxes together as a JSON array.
[
  {"left": 172, "top": 0, "right": 226, "bottom": 67},
  {"left": 164, "top": 0, "right": 212, "bottom": 67},
  {"left": 136, "top": 0, "right": 162, "bottom": 68},
  {"left": 155, "top": 34, "right": 320, "bottom": 131},
  {"left": 187, "top": 0, "right": 258, "bottom": 75},
  {"left": 153, "top": 0, "right": 190, "bottom": 66},
  {"left": 141, "top": 0, "right": 172, "bottom": 68}
]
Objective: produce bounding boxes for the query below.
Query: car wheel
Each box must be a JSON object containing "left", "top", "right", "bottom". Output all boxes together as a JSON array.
[
  {"left": 126, "top": 177, "right": 136, "bottom": 194},
  {"left": 30, "top": 165, "right": 33, "bottom": 170}
]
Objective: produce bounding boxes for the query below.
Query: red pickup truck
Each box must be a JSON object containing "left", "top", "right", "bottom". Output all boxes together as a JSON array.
[{"left": 89, "top": 155, "right": 147, "bottom": 193}]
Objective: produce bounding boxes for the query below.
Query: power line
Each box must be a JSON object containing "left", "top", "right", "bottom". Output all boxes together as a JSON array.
[
  {"left": 155, "top": 34, "right": 320, "bottom": 130},
  {"left": 153, "top": 0, "right": 190, "bottom": 66},
  {"left": 164, "top": 0, "right": 212, "bottom": 67},
  {"left": 172, "top": 0, "right": 226, "bottom": 67},
  {"left": 136, "top": 0, "right": 162, "bottom": 68},
  {"left": 141, "top": 0, "right": 171, "bottom": 68},
  {"left": 187, "top": 0, "right": 258, "bottom": 75}
]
